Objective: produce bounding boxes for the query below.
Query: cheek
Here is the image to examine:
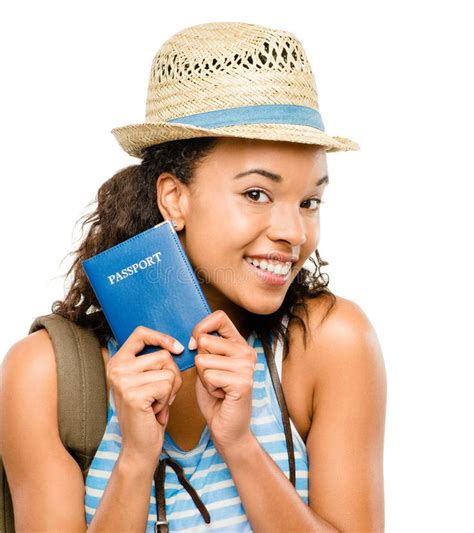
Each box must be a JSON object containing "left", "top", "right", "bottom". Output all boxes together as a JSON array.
[
  {"left": 192, "top": 191, "right": 245, "bottom": 223},
  {"left": 312, "top": 221, "right": 321, "bottom": 240},
  {"left": 304, "top": 221, "right": 320, "bottom": 251},
  {"left": 204, "top": 194, "right": 261, "bottom": 243}
]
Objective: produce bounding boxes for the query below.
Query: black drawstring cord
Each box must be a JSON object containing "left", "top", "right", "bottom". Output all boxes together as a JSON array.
[{"left": 153, "top": 455, "right": 211, "bottom": 532}]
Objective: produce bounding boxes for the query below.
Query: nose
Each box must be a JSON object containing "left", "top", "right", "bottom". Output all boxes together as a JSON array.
[{"left": 268, "top": 204, "right": 307, "bottom": 247}]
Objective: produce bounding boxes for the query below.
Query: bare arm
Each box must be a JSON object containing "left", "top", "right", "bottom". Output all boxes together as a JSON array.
[
  {"left": 218, "top": 433, "right": 339, "bottom": 532},
  {"left": 305, "top": 295, "right": 387, "bottom": 532},
  {"left": 212, "top": 295, "right": 386, "bottom": 533},
  {"left": 88, "top": 450, "right": 157, "bottom": 532},
  {"left": 0, "top": 329, "right": 160, "bottom": 532}
]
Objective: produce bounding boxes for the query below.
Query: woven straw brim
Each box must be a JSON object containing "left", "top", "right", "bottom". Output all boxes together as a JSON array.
[{"left": 111, "top": 122, "right": 360, "bottom": 159}]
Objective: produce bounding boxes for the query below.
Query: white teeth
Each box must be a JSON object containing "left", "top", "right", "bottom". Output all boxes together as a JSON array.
[
  {"left": 244, "top": 256, "right": 292, "bottom": 276},
  {"left": 274, "top": 264, "right": 283, "bottom": 275}
]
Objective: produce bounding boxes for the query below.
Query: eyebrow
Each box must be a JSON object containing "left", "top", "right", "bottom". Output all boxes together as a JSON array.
[{"left": 233, "top": 168, "right": 329, "bottom": 187}]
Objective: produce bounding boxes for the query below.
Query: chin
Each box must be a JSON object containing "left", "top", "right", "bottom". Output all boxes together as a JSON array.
[{"left": 238, "top": 293, "right": 287, "bottom": 316}]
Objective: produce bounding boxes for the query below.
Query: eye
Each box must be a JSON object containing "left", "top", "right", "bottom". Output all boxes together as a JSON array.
[
  {"left": 301, "top": 198, "right": 324, "bottom": 211},
  {"left": 243, "top": 188, "right": 271, "bottom": 203},
  {"left": 243, "top": 189, "right": 325, "bottom": 211}
]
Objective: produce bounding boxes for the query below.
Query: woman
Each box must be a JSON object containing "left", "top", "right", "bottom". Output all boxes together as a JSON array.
[{"left": 1, "top": 21, "right": 386, "bottom": 532}]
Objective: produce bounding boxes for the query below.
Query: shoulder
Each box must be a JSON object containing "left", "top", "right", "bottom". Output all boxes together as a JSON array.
[
  {"left": 1, "top": 329, "right": 59, "bottom": 477},
  {"left": 1, "top": 327, "right": 111, "bottom": 413},
  {"left": 297, "top": 294, "right": 387, "bottom": 529},
  {"left": 1, "top": 329, "right": 59, "bottom": 451},
  {"left": 1, "top": 328, "right": 57, "bottom": 391},
  {"left": 1, "top": 330, "right": 90, "bottom": 530},
  {"left": 288, "top": 292, "right": 387, "bottom": 422},
  {"left": 1, "top": 329, "right": 70, "bottom": 470},
  {"left": 297, "top": 293, "right": 386, "bottom": 389},
  {"left": 302, "top": 291, "right": 380, "bottom": 343}
]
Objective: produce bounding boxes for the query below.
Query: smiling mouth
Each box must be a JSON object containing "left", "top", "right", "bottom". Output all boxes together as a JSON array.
[
  {"left": 243, "top": 256, "right": 293, "bottom": 286},
  {"left": 244, "top": 256, "right": 293, "bottom": 276}
]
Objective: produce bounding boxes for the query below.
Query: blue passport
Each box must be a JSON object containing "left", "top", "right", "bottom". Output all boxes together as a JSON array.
[{"left": 82, "top": 220, "right": 214, "bottom": 371}]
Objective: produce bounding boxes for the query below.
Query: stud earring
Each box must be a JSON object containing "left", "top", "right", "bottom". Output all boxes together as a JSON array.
[{"left": 170, "top": 219, "right": 182, "bottom": 231}]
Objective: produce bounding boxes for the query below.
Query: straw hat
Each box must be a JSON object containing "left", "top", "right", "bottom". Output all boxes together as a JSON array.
[{"left": 111, "top": 21, "right": 360, "bottom": 158}]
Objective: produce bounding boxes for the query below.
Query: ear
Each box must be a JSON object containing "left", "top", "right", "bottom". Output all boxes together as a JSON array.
[{"left": 156, "top": 172, "right": 189, "bottom": 229}]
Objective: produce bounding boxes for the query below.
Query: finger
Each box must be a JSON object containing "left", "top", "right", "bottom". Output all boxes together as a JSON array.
[
  {"left": 108, "top": 349, "right": 181, "bottom": 383},
  {"left": 114, "top": 368, "right": 176, "bottom": 391},
  {"left": 156, "top": 354, "right": 183, "bottom": 402},
  {"left": 119, "top": 325, "right": 185, "bottom": 360},
  {"left": 156, "top": 404, "right": 170, "bottom": 426},
  {"left": 195, "top": 353, "right": 255, "bottom": 374},
  {"left": 126, "top": 349, "right": 183, "bottom": 373},
  {"left": 198, "top": 369, "right": 252, "bottom": 396},
  {"left": 126, "top": 378, "right": 174, "bottom": 412},
  {"left": 196, "top": 333, "right": 254, "bottom": 360},
  {"left": 189, "top": 310, "right": 243, "bottom": 347}
]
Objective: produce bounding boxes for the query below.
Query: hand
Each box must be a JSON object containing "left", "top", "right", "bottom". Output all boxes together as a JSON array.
[
  {"left": 106, "top": 325, "right": 184, "bottom": 465},
  {"left": 191, "top": 310, "right": 257, "bottom": 454}
]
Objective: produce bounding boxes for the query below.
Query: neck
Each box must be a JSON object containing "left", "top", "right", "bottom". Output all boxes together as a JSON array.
[{"left": 201, "top": 284, "right": 252, "bottom": 341}]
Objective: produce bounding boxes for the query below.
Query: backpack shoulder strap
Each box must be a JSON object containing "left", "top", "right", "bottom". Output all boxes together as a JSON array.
[
  {"left": 0, "top": 455, "right": 15, "bottom": 533},
  {"left": 28, "top": 313, "right": 108, "bottom": 480}
]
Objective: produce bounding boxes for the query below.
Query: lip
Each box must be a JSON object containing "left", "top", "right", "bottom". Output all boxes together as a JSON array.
[
  {"left": 244, "top": 252, "right": 299, "bottom": 264},
  {"left": 243, "top": 257, "right": 291, "bottom": 286}
]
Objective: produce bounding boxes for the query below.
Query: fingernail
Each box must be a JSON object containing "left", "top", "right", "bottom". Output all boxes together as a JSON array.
[
  {"left": 173, "top": 340, "right": 185, "bottom": 353},
  {"left": 169, "top": 394, "right": 176, "bottom": 406},
  {"left": 188, "top": 336, "right": 197, "bottom": 350}
]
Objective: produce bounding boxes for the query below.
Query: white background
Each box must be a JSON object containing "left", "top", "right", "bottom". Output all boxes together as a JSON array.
[{"left": 1, "top": 1, "right": 473, "bottom": 531}]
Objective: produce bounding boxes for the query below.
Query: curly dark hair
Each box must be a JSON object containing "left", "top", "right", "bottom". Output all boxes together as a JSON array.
[{"left": 51, "top": 137, "right": 336, "bottom": 362}]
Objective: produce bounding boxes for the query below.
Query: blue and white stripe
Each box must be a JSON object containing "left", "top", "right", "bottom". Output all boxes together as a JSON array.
[{"left": 84, "top": 325, "right": 309, "bottom": 531}]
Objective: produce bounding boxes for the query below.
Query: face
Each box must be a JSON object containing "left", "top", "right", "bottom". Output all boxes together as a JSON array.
[{"left": 156, "top": 136, "right": 328, "bottom": 328}]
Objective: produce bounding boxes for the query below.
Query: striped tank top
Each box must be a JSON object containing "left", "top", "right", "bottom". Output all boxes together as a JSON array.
[{"left": 84, "top": 317, "right": 309, "bottom": 531}]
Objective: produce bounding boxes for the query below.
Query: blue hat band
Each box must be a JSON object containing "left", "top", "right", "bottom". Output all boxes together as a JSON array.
[{"left": 165, "top": 104, "right": 325, "bottom": 132}]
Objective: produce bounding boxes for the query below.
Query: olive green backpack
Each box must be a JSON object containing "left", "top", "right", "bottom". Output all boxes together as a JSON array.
[{"left": 0, "top": 313, "right": 108, "bottom": 532}]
